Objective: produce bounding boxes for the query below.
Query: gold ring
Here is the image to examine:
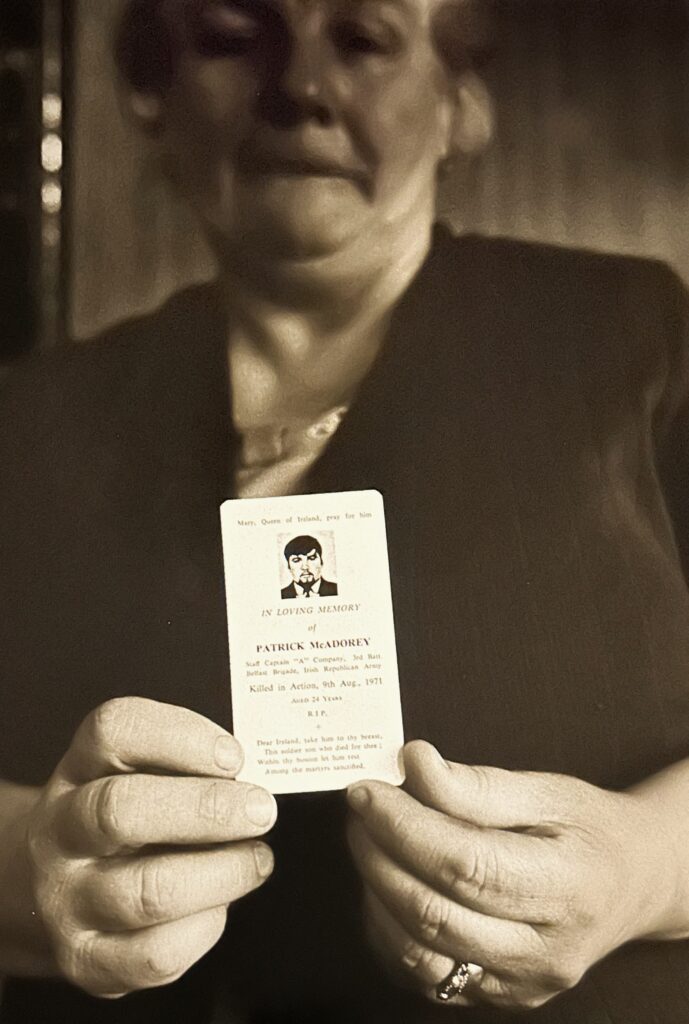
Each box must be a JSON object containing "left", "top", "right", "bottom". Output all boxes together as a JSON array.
[{"left": 436, "top": 961, "right": 473, "bottom": 1002}]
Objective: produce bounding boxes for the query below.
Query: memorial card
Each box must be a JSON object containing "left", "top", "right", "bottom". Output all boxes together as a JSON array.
[{"left": 220, "top": 490, "right": 405, "bottom": 794}]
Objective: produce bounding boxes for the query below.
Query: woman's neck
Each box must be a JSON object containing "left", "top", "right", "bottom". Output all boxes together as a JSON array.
[
  {"left": 217, "top": 213, "right": 434, "bottom": 363},
  {"left": 217, "top": 211, "right": 435, "bottom": 430}
]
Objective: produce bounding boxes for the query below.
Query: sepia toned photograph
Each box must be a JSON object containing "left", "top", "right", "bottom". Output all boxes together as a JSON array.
[{"left": 1, "top": 0, "right": 689, "bottom": 1021}]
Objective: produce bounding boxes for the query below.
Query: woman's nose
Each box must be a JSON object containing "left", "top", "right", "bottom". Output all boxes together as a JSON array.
[{"left": 265, "top": 29, "right": 337, "bottom": 127}]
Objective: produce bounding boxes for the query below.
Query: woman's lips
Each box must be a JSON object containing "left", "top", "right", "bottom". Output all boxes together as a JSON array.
[{"left": 238, "top": 148, "right": 368, "bottom": 187}]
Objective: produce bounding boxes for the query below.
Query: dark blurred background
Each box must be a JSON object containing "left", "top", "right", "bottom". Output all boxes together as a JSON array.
[
  {"left": 0, "top": 1, "right": 42, "bottom": 361},
  {"left": 2, "top": 0, "right": 689, "bottom": 357}
]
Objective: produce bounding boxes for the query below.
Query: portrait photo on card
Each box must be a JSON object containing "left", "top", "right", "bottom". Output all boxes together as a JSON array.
[{"left": 278, "top": 531, "right": 338, "bottom": 599}]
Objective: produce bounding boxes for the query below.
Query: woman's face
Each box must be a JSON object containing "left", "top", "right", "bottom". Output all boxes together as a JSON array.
[{"left": 152, "top": 0, "right": 466, "bottom": 261}]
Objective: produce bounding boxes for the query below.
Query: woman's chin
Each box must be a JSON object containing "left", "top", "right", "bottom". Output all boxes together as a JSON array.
[
  {"left": 209, "top": 186, "right": 372, "bottom": 263},
  {"left": 237, "top": 219, "right": 366, "bottom": 263},
  {"left": 268, "top": 225, "right": 361, "bottom": 262}
]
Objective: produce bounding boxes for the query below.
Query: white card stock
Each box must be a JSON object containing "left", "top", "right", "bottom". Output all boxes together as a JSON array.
[{"left": 220, "top": 490, "right": 405, "bottom": 793}]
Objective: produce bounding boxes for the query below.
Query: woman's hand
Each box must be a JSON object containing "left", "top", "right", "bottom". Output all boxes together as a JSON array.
[
  {"left": 347, "top": 740, "right": 679, "bottom": 1012},
  {"left": 24, "top": 697, "right": 276, "bottom": 998}
]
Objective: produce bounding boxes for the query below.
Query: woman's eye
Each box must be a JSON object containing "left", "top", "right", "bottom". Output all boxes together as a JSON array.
[
  {"left": 332, "top": 21, "right": 398, "bottom": 58},
  {"left": 194, "top": 3, "right": 262, "bottom": 57}
]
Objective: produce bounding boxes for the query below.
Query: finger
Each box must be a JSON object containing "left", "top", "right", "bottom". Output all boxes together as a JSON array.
[
  {"left": 403, "top": 741, "right": 578, "bottom": 830},
  {"left": 348, "top": 815, "right": 538, "bottom": 974},
  {"left": 366, "top": 888, "right": 551, "bottom": 1015},
  {"left": 65, "top": 906, "right": 227, "bottom": 997},
  {"left": 364, "top": 887, "right": 461, "bottom": 994},
  {"left": 61, "top": 775, "right": 277, "bottom": 854},
  {"left": 60, "top": 698, "right": 243, "bottom": 784},
  {"left": 76, "top": 841, "right": 274, "bottom": 930},
  {"left": 347, "top": 782, "right": 558, "bottom": 923}
]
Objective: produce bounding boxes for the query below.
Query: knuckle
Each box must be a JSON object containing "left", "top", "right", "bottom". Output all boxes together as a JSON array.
[
  {"left": 400, "top": 937, "right": 435, "bottom": 976},
  {"left": 553, "top": 877, "right": 579, "bottom": 928},
  {"left": 516, "top": 991, "right": 552, "bottom": 1012},
  {"left": 385, "top": 811, "right": 411, "bottom": 858},
  {"left": 542, "top": 956, "right": 584, "bottom": 993},
  {"left": 460, "top": 845, "right": 495, "bottom": 903},
  {"left": 391, "top": 807, "right": 411, "bottom": 837},
  {"left": 489, "top": 977, "right": 549, "bottom": 1013},
  {"left": 142, "top": 944, "right": 183, "bottom": 984},
  {"left": 415, "top": 889, "right": 450, "bottom": 945},
  {"left": 528, "top": 936, "right": 583, "bottom": 994},
  {"left": 93, "top": 776, "right": 130, "bottom": 847},
  {"left": 136, "top": 912, "right": 227, "bottom": 988},
  {"left": 198, "top": 781, "right": 233, "bottom": 828},
  {"left": 50, "top": 866, "right": 93, "bottom": 931},
  {"left": 391, "top": 807, "right": 429, "bottom": 865},
  {"left": 482, "top": 974, "right": 512, "bottom": 1008},
  {"left": 437, "top": 853, "right": 468, "bottom": 902},
  {"left": 137, "top": 861, "right": 172, "bottom": 924},
  {"left": 58, "top": 927, "right": 184, "bottom": 998}
]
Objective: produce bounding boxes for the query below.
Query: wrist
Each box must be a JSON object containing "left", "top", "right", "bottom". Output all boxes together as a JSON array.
[
  {"left": 623, "top": 782, "right": 689, "bottom": 942},
  {"left": 0, "top": 784, "right": 57, "bottom": 976}
]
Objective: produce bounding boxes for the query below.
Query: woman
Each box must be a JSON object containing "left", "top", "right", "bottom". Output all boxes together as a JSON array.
[{"left": 0, "top": 0, "right": 689, "bottom": 1021}]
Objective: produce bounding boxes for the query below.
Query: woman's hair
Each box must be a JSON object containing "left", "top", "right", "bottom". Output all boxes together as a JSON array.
[
  {"left": 115, "top": 0, "right": 492, "bottom": 94},
  {"left": 114, "top": 0, "right": 181, "bottom": 94}
]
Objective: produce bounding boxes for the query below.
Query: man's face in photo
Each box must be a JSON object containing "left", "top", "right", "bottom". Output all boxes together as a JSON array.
[{"left": 288, "top": 549, "right": 323, "bottom": 588}]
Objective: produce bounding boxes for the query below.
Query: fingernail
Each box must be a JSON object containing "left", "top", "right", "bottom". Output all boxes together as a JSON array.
[
  {"left": 347, "top": 785, "right": 370, "bottom": 812},
  {"left": 214, "top": 735, "right": 242, "bottom": 773},
  {"left": 246, "top": 787, "right": 276, "bottom": 827},
  {"left": 253, "top": 843, "right": 274, "bottom": 878}
]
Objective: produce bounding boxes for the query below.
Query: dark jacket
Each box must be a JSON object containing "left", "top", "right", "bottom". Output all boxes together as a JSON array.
[
  {"left": 1, "top": 230, "right": 689, "bottom": 1023},
  {"left": 281, "top": 579, "right": 339, "bottom": 598}
]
